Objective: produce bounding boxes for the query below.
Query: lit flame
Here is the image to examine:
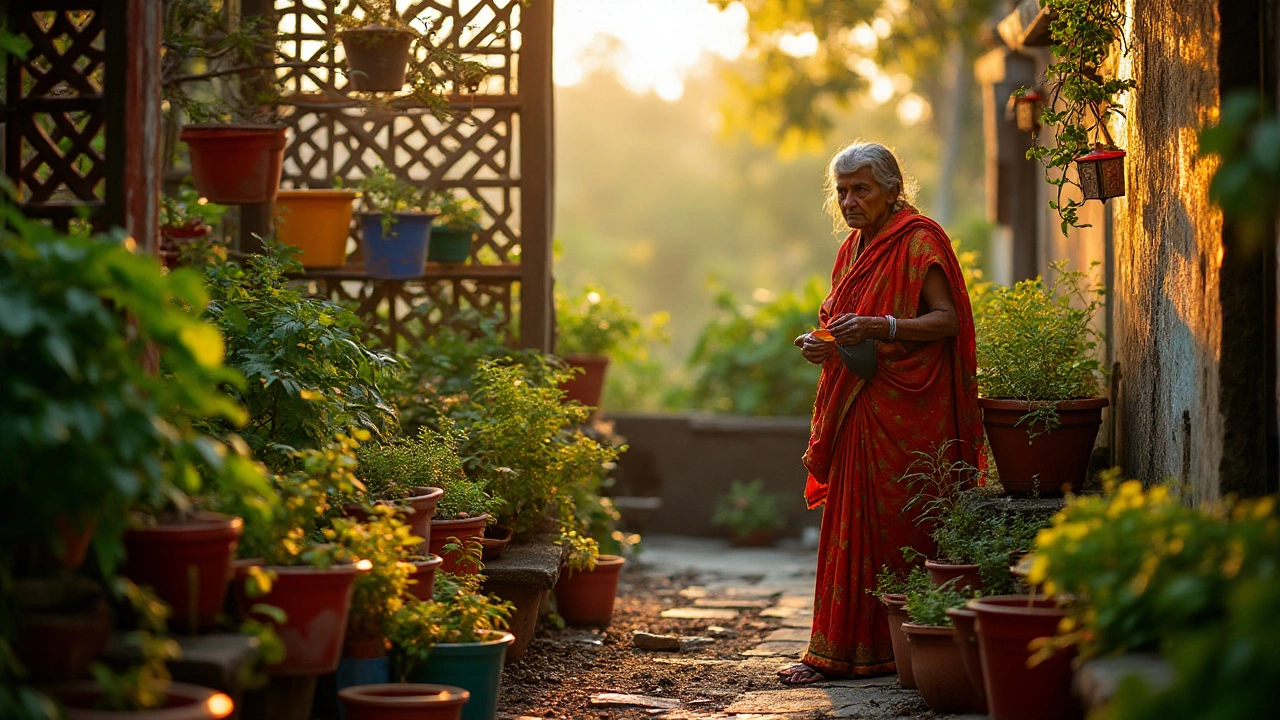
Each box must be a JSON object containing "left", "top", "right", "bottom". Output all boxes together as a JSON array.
[
  {"left": 356, "top": 559, "right": 373, "bottom": 571},
  {"left": 206, "top": 693, "right": 234, "bottom": 719}
]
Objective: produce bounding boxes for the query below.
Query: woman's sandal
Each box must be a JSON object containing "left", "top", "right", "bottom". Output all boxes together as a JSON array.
[{"left": 776, "top": 663, "right": 829, "bottom": 686}]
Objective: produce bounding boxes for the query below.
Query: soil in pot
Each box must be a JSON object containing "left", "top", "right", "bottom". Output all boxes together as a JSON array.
[
  {"left": 428, "top": 515, "right": 488, "bottom": 575},
  {"left": 338, "top": 26, "right": 417, "bottom": 92},
  {"left": 339, "top": 683, "right": 470, "bottom": 720},
  {"left": 970, "top": 595, "right": 1078, "bottom": 720},
  {"left": 980, "top": 397, "right": 1108, "bottom": 495},
  {"left": 925, "top": 559, "right": 983, "bottom": 594},
  {"left": 946, "top": 606, "right": 987, "bottom": 710},
  {"left": 180, "top": 124, "right": 287, "bottom": 205},
  {"left": 903, "top": 623, "right": 986, "bottom": 714},
  {"left": 880, "top": 593, "right": 913, "bottom": 688},
  {"left": 358, "top": 212, "right": 434, "bottom": 280},
  {"left": 46, "top": 680, "right": 234, "bottom": 720},
  {"left": 427, "top": 227, "right": 473, "bottom": 264},
  {"left": 554, "top": 555, "right": 626, "bottom": 628},
  {"left": 558, "top": 354, "right": 609, "bottom": 410},
  {"left": 122, "top": 512, "right": 243, "bottom": 633},
  {"left": 405, "top": 554, "right": 444, "bottom": 602},
  {"left": 405, "top": 631, "right": 514, "bottom": 720},
  {"left": 234, "top": 561, "right": 362, "bottom": 676},
  {"left": 274, "top": 189, "right": 359, "bottom": 268}
]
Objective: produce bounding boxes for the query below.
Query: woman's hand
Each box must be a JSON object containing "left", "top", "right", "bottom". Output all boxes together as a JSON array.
[
  {"left": 826, "top": 313, "right": 890, "bottom": 345},
  {"left": 794, "top": 332, "right": 835, "bottom": 364}
]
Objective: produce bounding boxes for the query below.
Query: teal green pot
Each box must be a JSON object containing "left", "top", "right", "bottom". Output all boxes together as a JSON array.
[
  {"left": 406, "top": 631, "right": 514, "bottom": 720},
  {"left": 427, "top": 226, "right": 474, "bottom": 263}
]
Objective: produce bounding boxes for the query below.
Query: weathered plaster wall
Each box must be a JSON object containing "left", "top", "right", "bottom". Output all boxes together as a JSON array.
[{"left": 1113, "top": 0, "right": 1223, "bottom": 501}]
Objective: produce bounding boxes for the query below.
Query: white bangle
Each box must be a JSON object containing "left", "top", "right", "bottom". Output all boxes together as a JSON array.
[{"left": 884, "top": 314, "right": 897, "bottom": 341}]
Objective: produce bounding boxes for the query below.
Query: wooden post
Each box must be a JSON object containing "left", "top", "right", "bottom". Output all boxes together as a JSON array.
[
  {"left": 236, "top": 0, "right": 275, "bottom": 255},
  {"left": 518, "top": 0, "right": 555, "bottom": 352},
  {"left": 121, "top": 0, "right": 163, "bottom": 253}
]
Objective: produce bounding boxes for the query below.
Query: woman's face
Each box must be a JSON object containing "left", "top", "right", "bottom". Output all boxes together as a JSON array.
[{"left": 836, "top": 166, "right": 899, "bottom": 233}]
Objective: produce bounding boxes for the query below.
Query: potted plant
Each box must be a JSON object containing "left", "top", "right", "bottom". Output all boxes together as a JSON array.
[
  {"left": 975, "top": 262, "right": 1107, "bottom": 495},
  {"left": 335, "top": 2, "right": 420, "bottom": 93},
  {"left": 354, "top": 167, "right": 437, "bottom": 280},
  {"left": 405, "top": 553, "right": 445, "bottom": 602},
  {"left": 968, "top": 595, "right": 1075, "bottom": 720},
  {"left": 274, "top": 184, "right": 361, "bottom": 269},
  {"left": 339, "top": 684, "right": 470, "bottom": 720},
  {"left": 711, "top": 479, "right": 786, "bottom": 546},
  {"left": 159, "top": 186, "right": 226, "bottom": 269},
  {"left": 554, "top": 284, "right": 660, "bottom": 410},
  {"left": 386, "top": 573, "right": 514, "bottom": 720},
  {"left": 552, "top": 530, "right": 626, "bottom": 628},
  {"left": 426, "top": 190, "right": 482, "bottom": 264},
  {"left": 902, "top": 581, "right": 985, "bottom": 714},
  {"left": 871, "top": 565, "right": 930, "bottom": 689}
]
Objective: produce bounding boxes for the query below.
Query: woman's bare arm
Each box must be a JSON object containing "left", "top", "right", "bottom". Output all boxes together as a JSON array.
[{"left": 825, "top": 266, "right": 959, "bottom": 344}]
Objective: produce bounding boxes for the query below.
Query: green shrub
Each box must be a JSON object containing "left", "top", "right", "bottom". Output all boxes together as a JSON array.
[
  {"left": 905, "top": 581, "right": 968, "bottom": 627},
  {"left": 555, "top": 283, "right": 668, "bottom": 357},
  {"left": 386, "top": 572, "right": 513, "bottom": 681},
  {"left": 356, "top": 424, "right": 501, "bottom": 519},
  {"left": 711, "top": 479, "right": 786, "bottom": 538}
]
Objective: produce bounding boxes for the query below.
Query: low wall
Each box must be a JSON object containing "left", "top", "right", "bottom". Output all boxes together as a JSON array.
[{"left": 608, "top": 412, "right": 822, "bottom": 539}]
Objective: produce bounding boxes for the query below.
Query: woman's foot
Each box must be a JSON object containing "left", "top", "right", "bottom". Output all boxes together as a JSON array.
[{"left": 776, "top": 663, "right": 829, "bottom": 686}]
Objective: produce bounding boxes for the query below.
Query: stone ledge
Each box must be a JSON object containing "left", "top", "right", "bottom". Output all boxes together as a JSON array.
[
  {"left": 1074, "top": 654, "right": 1174, "bottom": 711},
  {"left": 102, "top": 632, "right": 259, "bottom": 694},
  {"left": 481, "top": 537, "right": 567, "bottom": 590}
]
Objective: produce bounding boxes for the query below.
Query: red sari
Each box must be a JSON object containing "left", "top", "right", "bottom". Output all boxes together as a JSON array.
[{"left": 800, "top": 207, "right": 982, "bottom": 677}]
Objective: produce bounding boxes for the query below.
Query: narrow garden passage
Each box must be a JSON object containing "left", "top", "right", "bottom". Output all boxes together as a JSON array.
[{"left": 498, "top": 537, "right": 971, "bottom": 720}]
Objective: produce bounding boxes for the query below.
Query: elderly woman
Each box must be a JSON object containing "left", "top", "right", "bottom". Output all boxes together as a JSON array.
[{"left": 777, "top": 141, "right": 982, "bottom": 685}]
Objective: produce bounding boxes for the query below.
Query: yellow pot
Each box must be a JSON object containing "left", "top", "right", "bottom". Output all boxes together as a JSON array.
[{"left": 274, "top": 189, "right": 359, "bottom": 268}]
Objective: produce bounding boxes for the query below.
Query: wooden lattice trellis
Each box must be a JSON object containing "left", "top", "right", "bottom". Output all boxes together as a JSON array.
[{"left": 270, "top": 0, "right": 554, "bottom": 351}]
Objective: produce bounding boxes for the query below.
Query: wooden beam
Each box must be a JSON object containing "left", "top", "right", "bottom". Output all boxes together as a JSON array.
[
  {"left": 996, "top": 0, "right": 1054, "bottom": 51},
  {"left": 518, "top": 0, "right": 555, "bottom": 352}
]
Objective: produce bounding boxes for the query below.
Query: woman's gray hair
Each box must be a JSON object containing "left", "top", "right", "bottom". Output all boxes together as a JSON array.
[{"left": 823, "top": 140, "right": 918, "bottom": 234}]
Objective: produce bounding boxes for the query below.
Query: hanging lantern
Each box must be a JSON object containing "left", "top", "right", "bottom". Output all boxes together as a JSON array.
[
  {"left": 1075, "top": 147, "right": 1127, "bottom": 201},
  {"left": 1013, "top": 91, "right": 1043, "bottom": 132}
]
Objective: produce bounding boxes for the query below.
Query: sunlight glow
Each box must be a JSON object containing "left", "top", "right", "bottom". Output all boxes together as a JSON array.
[
  {"left": 553, "top": 0, "right": 748, "bottom": 101},
  {"left": 777, "top": 31, "right": 819, "bottom": 58},
  {"left": 870, "top": 76, "right": 895, "bottom": 104},
  {"left": 896, "top": 94, "right": 929, "bottom": 125},
  {"left": 850, "top": 23, "right": 878, "bottom": 51}
]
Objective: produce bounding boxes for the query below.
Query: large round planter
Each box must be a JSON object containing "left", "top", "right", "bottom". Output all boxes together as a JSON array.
[
  {"left": 358, "top": 212, "right": 434, "bottom": 280},
  {"left": 925, "top": 559, "right": 983, "bottom": 594},
  {"left": 427, "top": 226, "right": 474, "bottom": 264},
  {"left": 970, "top": 595, "right": 1077, "bottom": 720},
  {"left": 979, "top": 397, "right": 1108, "bottom": 495},
  {"left": 405, "top": 555, "right": 444, "bottom": 602},
  {"left": 880, "top": 593, "right": 914, "bottom": 688},
  {"left": 558, "top": 354, "right": 609, "bottom": 410},
  {"left": 946, "top": 606, "right": 987, "bottom": 711},
  {"left": 345, "top": 486, "right": 443, "bottom": 552},
  {"left": 554, "top": 555, "right": 626, "bottom": 628},
  {"left": 122, "top": 512, "right": 243, "bottom": 633},
  {"left": 340, "top": 684, "right": 470, "bottom": 720},
  {"left": 47, "top": 681, "right": 234, "bottom": 719},
  {"left": 405, "top": 631, "right": 514, "bottom": 720},
  {"left": 239, "top": 562, "right": 362, "bottom": 676},
  {"left": 275, "top": 189, "right": 358, "bottom": 268},
  {"left": 180, "top": 124, "right": 287, "bottom": 205},
  {"left": 903, "top": 623, "right": 986, "bottom": 714},
  {"left": 338, "top": 26, "right": 417, "bottom": 92},
  {"left": 428, "top": 515, "right": 489, "bottom": 575}
]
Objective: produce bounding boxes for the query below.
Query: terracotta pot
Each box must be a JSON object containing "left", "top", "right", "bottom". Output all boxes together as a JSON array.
[
  {"left": 406, "top": 632, "right": 513, "bottom": 720},
  {"left": 970, "top": 595, "right": 1077, "bottom": 720},
  {"left": 925, "top": 559, "right": 983, "bottom": 594},
  {"left": 344, "top": 486, "right": 443, "bottom": 552},
  {"left": 405, "top": 555, "right": 444, "bottom": 602},
  {"left": 46, "top": 680, "right": 234, "bottom": 719},
  {"left": 122, "top": 512, "right": 243, "bottom": 632},
  {"left": 54, "top": 513, "right": 98, "bottom": 570},
  {"left": 428, "top": 515, "right": 488, "bottom": 575},
  {"left": 236, "top": 562, "right": 362, "bottom": 676},
  {"left": 340, "top": 684, "right": 469, "bottom": 720},
  {"left": 946, "top": 606, "right": 987, "bottom": 710},
  {"left": 558, "top": 354, "right": 609, "bottom": 410},
  {"left": 553, "top": 555, "right": 626, "bottom": 628},
  {"left": 343, "top": 633, "right": 388, "bottom": 659},
  {"left": 159, "top": 225, "right": 213, "bottom": 270},
  {"left": 903, "top": 623, "right": 986, "bottom": 714},
  {"left": 274, "top": 189, "right": 358, "bottom": 268},
  {"left": 338, "top": 26, "right": 417, "bottom": 92},
  {"left": 979, "top": 397, "right": 1108, "bottom": 495},
  {"left": 880, "top": 593, "right": 914, "bottom": 688},
  {"left": 180, "top": 124, "right": 287, "bottom": 205},
  {"left": 14, "top": 577, "right": 110, "bottom": 682},
  {"left": 479, "top": 524, "right": 513, "bottom": 560}
]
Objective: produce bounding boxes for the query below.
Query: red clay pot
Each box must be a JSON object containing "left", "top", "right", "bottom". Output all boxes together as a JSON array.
[
  {"left": 428, "top": 515, "right": 489, "bottom": 575},
  {"left": 559, "top": 354, "right": 609, "bottom": 410},
  {"left": 237, "top": 562, "right": 362, "bottom": 676},
  {"left": 339, "top": 683, "right": 469, "bottom": 720},
  {"left": 979, "top": 397, "right": 1108, "bottom": 495},
  {"left": 925, "top": 559, "right": 983, "bottom": 594},
  {"left": 880, "top": 593, "right": 914, "bottom": 688},
  {"left": 344, "top": 486, "right": 442, "bottom": 552},
  {"left": 180, "top": 124, "right": 288, "bottom": 205},
  {"left": 405, "top": 555, "right": 444, "bottom": 602},
  {"left": 946, "top": 606, "right": 987, "bottom": 711},
  {"left": 122, "top": 512, "right": 243, "bottom": 632},
  {"left": 904, "top": 623, "right": 986, "bottom": 714},
  {"left": 554, "top": 555, "right": 626, "bottom": 628},
  {"left": 970, "top": 595, "right": 1077, "bottom": 720},
  {"left": 337, "top": 26, "right": 417, "bottom": 93},
  {"left": 479, "top": 524, "right": 513, "bottom": 560},
  {"left": 47, "top": 680, "right": 234, "bottom": 719}
]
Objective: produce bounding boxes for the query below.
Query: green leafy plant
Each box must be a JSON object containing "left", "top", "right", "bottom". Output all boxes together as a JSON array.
[
  {"left": 89, "top": 579, "right": 180, "bottom": 712},
  {"left": 711, "top": 479, "right": 786, "bottom": 540},
  {"left": 975, "top": 261, "right": 1105, "bottom": 434},
  {"left": 555, "top": 284, "right": 668, "bottom": 358},
  {"left": 869, "top": 564, "right": 931, "bottom": 599},
  {"left": 325, "top": 507, "right": 420, "bottom": 643},
  {"left": 385, "top": 571, "right": 513, "bottom": 681},
  {"left": 355, "top": 423, "right": 501, "bottom": 519},
  {"left": 352, "top": 166, "right": 434, "bottom": 234},
  {"left": 428, "top": 191, "right": 484, "bottom": 232},
  {"left": 1028, "top": 0, "right": 1136, "bottom": 233},
  {"left": 160, "top": 186, "right": 227, "bottom": 231},
  {"left": 904, "top": 579, "right": 968, "bottom": 627}
]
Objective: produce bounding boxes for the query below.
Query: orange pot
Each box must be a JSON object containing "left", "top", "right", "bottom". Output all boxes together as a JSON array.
[
  {"left": 554, "top": 555, "right": 626, "bottom": 628},
  {"left": 274, "top": 189, "right": 358, "bottom": 268}
]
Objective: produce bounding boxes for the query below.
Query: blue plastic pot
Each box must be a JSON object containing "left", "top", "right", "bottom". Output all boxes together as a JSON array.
[
  {"left": 358, "top": 212, "right": 434, "bottom": 280},
  {"left": 406, "top": 631, "right": 514, "bottom": 720}
]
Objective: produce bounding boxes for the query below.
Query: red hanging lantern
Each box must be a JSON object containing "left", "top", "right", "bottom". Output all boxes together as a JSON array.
[
  {"left": 1013, "top": 91, "right": 1043, "bottom": 132},
  {"left": 1074, "top": 147, "right": 1127, "bottom": 201}
]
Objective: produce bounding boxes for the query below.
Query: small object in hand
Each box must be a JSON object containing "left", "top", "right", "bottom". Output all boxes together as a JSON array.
[
  {"left": 836, "top": 340, "right": 878, "bottom": 381},
  {"left": 811, "top": 328, "right": 835, "bottom": 342}
]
